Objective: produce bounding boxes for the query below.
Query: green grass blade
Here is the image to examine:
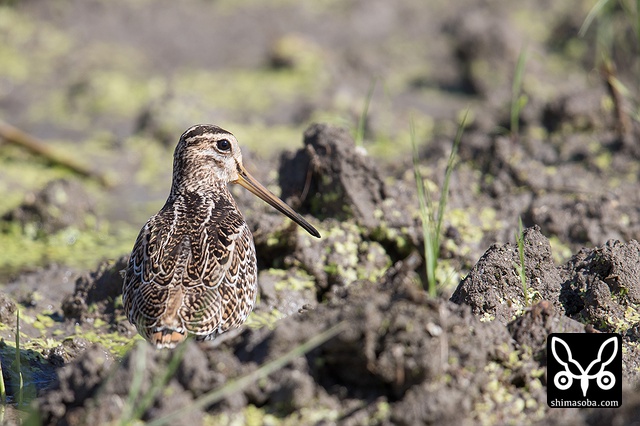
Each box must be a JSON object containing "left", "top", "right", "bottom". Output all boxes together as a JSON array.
[
  {"left": 355, "top": 78, "right": 377, "bottom": 147},
  {"left": 579, "top": 0, "right": 612, "bottom": 37},
  {"left": 436, "top": 109, "right": 468, "bottom": 240},
  {"left": 411, "top": 120, "right": 433, "bottom": 292},
  {"left": 15, "top": 310, "right": 22, "bottom": 408},
  {"left": 0, "top": 348, "right": 5, "bottom": 405},
  {"left": 510, "top": 48, "right": 527, "bottom": 138},
  {"left": 0, "top": 346, "right": 4, "bottom": 425},
  {"left": 130, "top": 340, "right": 188, "bottom": 422},
  {"left": 146, "top": 321, "right": 346, "bottom": 426},
  {"left": 412, "top": 111, "right": 467, "bottom": 296},
  {"left": 118, "top": 341, "right": 148, "bottom": 426}
]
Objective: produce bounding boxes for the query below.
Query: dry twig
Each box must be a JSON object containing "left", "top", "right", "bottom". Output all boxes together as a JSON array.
[{"left": 0, "top": 121, "right": 110, "bottom": 186}]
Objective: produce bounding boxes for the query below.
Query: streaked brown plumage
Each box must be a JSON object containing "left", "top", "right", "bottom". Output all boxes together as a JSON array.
[{"left": 123, "top": 124, "right": 320, "bottom": 348}]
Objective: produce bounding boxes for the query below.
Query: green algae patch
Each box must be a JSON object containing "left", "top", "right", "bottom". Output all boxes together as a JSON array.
[
  {"left": 75, "top": 70, "right": 163, "bottom": 116},
  {"left": 305, "top": 220, "right": 392, "bottom": 288},
  {"left": 607, "top": 305, "right": 640, "bottom": 335},
  {"left": 548, "top": 235, "right": 572, "bottom": 264},
  {"left": 0, "top": 221, "right": 138, "bottom": 277},
  {"left": 33, "top": 69, "right": 166, "bottom": 131},
  {"left": 71, "top": 326, "right": 140, "bottom": 359},
  {"left": 369, "top": 219, "right": 413, "bottom": 257},
  {"left": 31, "top": 313, "right": 55, "bottom": 334},
  {"left": 369, "top": 113, "right": 435, "bottom": 161},
  {"left": 245, "top": 309, "right": 286, "bottom": 330},
  {"left": 270, "top": 268, "right": 315, "bottom": 293},
  {"left": 0, "top": 158, "right": 78, "bottom": 216},
  {"left": 449, "top": 206, "right": 500, "bottom": 246},
  {"left": 473, "top": 349, "right": 546, "bottom": 425},
  {"left": 205, "top": 403, "right": 340, "bottom": 426},
  {"left": 174, "top": 62, "right": 328, "bottom": 118},
  {"left": 128, "top": 135, "right": 174, "bottom": 191},
  {"left": 0, "top": 7, "right": 72, "bottom": 85},
  {"left": 245, "top": 268, "right": 318, "bottom": 329}
]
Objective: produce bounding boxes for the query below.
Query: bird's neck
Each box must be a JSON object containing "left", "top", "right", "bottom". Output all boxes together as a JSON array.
[
  {"left": 168, "top": 152, "right": 232, "bottom": 197},
  {"left": 168, "top": 181, "right": 231, "bottom": 204}
]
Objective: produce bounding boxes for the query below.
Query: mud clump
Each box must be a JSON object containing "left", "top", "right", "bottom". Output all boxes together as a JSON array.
[
  {"left": 287, "top": 219, "right": 391, "bottom": 293},
  {"left": 33, "top": 343, "right": 205, "bottom": 425},
  {"left": 1, "top": 179, "right": 96, "bottom": 236},
  {"left": 274, "top": 123, "right": 412, "bottom": 294},
  {"left": 561, "top": 239, "right": 640, "bottom": 314},
  {"left": 451, "top": 225, "right": 563, "bottom": 323},
  {"left": 61, "top": 256, "right": 128, "bottom": 324},
  {"left": 442, "top": 7, "right": 520, "bottom": 98},
  {"left": 559, "top": 239, "right": 640, "bottom": 380},
  {"left": 529, "top": 192, "right": 640, "bottom": 247},
  {"left": 452, "top": 227, "right": 640, "bottom": 385},
  {"left": 507, "top": 300, "right": 584, "bottom": 361},
  {"left": 0, "top": 292, "right": 17, "bottom": 326},
  {"left": 278, "top": 123, "right": 387, "bottom": 229},
  {"left": 34, "top": 345, "right": 113, "bottom": 425}
]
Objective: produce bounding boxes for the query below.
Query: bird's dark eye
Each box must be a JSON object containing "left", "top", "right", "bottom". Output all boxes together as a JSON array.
[{"left": 216, "top": 139, "right": 231, "bottom": 152}]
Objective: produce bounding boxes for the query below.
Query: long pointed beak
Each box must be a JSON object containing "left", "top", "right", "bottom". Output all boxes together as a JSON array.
[{"left": 233, "top": 164, "right": 321, "bottom": 238}]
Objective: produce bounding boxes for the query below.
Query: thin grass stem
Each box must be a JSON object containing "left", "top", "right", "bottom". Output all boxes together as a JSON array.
[
  {"left": 118, "top": 342, "right": 148, "bottom": 426},
  {"left": 14, "top": 310, "right": 22, "bottom": 408},
  {"left": 0, "top": 347, "right": 4, "bottom": 425},
  {"left": 579, "top": 0, "right": 612, "bottom": 37},
  {"left": 411, "top": 121, "right": 433, "bottom": 292},
  {"left": 0, "top": 348, "right": 5, "bottom": 405},
  {"left": 355, "top": 78, "right": 377, "bottom": 147},
  {"left": 437, "top": 110, "right": 467, "bottom": 240},
  {"left": 510, "top": 48, "right": 528, "bottom": 139},
  {"left": 412, "top": 111, "right": 467, "bottom": 296},
  {"left": 131, "top": 340, "right": 188, "bottom": 422},
  {"left": 146, "top": 322, "right": 346, "bottom": 426}
]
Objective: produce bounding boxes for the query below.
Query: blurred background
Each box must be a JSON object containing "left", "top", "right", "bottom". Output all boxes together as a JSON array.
[{"left": 0, "top": 0, "right": 638, "bottom": 277}]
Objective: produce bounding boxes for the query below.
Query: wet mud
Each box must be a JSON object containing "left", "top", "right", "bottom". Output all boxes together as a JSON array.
[
  {"left": 0, "top": 123, "right": 634, "bottom": 425},
  {"left": 1, "top": 0, "right": 640, "bottom": 425}
]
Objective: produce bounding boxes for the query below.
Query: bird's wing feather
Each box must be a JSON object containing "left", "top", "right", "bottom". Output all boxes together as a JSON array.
[{"left": 123, "top": 194, "right": 256, "bottom": 336}]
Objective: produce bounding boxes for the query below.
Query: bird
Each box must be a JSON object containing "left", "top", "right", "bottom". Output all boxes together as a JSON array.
[{"left": 123, "top": 124, "right": 320, "bottom": 348}]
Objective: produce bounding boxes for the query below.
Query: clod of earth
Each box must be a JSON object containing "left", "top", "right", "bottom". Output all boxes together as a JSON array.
[
  {"left": 278, "top": 123, "right": 387, "bottom": 229},
  {"left": 1, "top": 179, "right": 97, "bottom": 236},
  {"left": 451, "top": 227, "right": 640, "bottom": 386},
  {"left": 62, "top": 256, "right": 129, "bottom": 325},
  {"left": 451, "top": 225, "right": 564, "bottom": 323}
]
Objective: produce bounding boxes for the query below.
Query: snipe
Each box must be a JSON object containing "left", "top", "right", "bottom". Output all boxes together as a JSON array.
[{"left": 123, "top": 124, "right": 320, "bottom": 348}]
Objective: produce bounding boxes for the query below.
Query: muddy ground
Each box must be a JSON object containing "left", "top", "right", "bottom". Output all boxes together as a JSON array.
[{"left": 1, "top": 0, "right": 640, "bottom": 425}]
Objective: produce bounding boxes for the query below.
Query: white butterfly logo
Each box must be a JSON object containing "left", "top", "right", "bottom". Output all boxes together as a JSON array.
[{"left": 551, "top": 336, "right": 617, "bottom": 397}]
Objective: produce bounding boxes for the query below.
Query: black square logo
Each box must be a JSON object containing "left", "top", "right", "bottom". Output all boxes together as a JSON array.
[{"left": 547, "top": 333, "right": 622, "bottom": 408}]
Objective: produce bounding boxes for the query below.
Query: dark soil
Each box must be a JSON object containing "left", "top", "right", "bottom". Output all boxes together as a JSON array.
[
  {"left": 28, "top": 237, "right": 640, "bottom": 425},
  {"left": 1, "top": 179, "right": 96, "bottom": 236},
  {"left": 8, "top": 126, "right": 639, "bottom": 425},
  {"left": 1, "top": 0, "right": 640, "bottom": 425},
  {"left": 279, "top": 123, "right": 388, "bottom": 229}
]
